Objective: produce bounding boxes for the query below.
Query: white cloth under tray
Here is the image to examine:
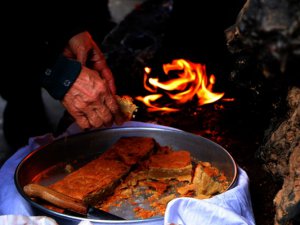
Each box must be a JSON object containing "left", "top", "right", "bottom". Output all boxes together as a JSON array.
[{"left": 0, "top": 121, "right": 256, "bottom": 225}]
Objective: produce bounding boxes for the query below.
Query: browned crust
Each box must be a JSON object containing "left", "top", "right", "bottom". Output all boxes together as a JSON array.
[
  {"left": 50, "top": 159, "right": 130, "bottom": 205},
  {"left": 192, "top": 163, "right": 227, "bottom": 197},
  {"left": 147, "top": 150, "right": 193, "bottom": 180},
  {"left": 110, "top": 137, "right": 157, "bottom": 166},
  {"left": 116, "top": 95, "right": 138, "bottom": 121},
  {"left": 148, "top": 165, "right": 193, "bottom": 180},
  {"left": 50, "top": 137, "right": 157, "bottom": 205}
]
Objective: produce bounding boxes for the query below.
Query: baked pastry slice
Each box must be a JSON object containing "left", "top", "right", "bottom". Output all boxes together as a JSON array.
[
  {"left": 192, "top": 162, "right": 228, "bottom": 198},
  {"left": 50, "top": 137, "right": 157, "bottom": 205},
  {"left": 50, "top": 158, "right": 130, "bottom": 206},
  {"left": 116, "top": 95, "right": 138, "bottom": 121},
  {"left": 108, "top": 136, "right": 157, "bottom": 166},
  {"left": 147, "top": 150, "right": 193, "bottom": 182}
]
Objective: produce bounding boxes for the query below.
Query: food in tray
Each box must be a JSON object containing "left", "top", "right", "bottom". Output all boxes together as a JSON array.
[
  {"left": 102, "top": 136, "right": 156, "bottom": 166},
  {"left": 99, "top": 143, "right": 229, "bottom": 219},
  {"left": 147, "top": 150, "right": 193, "bottom": 182},
  {"left": 49, "top": 137, "right": 156, "bottom": 206},
  {"left": 49, "top": 158, "right": 130, "bottom": 206},
  {"left": 24, "top": 136, "right": 230, "bottom": 220},
  {"left": 116, "top": 95, "right": 138, "bottom": 120},
  {"left": 192, "top": 162, "right": 228, "bottom": 198}
]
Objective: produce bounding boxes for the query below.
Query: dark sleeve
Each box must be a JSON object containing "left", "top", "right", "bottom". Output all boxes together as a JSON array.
[
  {"left": 38, "top": 3, "right": 92, "bottom": 100},
  {"left": 41, "top": 0, "right": 112, "bottom": 68},
  {"left": 38, "top": 1, "right": 112, "bottom": 100},
  {"left": 40, "top": 4, "right": 88, "bottom": 70},
  {"left": 41, "top": 55, "right": 81, "bottom": 100}
]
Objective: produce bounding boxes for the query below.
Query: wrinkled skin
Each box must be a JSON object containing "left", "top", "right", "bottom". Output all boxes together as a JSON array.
[
  {"left": 62, "top": 31, "right": 125, "bottom": 129},
  {"left": 63, "top": 31, "right": 116, "bottom": 93}
]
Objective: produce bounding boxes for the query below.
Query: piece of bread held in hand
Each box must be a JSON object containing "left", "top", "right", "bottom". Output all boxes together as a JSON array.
[{"left": 116, "top": 95, "right": 138, "bottom": 121}]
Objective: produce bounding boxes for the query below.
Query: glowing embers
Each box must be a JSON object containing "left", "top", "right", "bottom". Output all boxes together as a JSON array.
[{"left": 136, "top": 59, "right": 224, "bottom": 112}]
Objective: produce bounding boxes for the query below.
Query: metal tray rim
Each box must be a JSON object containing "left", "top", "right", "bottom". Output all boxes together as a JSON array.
[{"left": 15, "top": 125, "right": 238, "bottom": 224}]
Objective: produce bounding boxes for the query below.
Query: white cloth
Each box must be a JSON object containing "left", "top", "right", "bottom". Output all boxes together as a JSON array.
[
  {"left": 0, "top": 121, "right": 255, "bottom": 225},
  {"left": 0, "top": 215, "right": 94, "bottom": 225},
  {"left": 0, "top": 215, "right": 59, "bottom": 225},
  {"left": 164, "top": 167, "right": 255, "bottom": 225}
]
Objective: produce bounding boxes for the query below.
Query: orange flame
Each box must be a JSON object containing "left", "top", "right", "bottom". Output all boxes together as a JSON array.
[{"left": 136, "top": 59, "right": 224, "bottom": 112}]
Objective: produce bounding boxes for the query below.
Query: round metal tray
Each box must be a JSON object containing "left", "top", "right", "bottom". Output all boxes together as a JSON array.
[{"left": 15, "top": 125, "right": 238, "bottom": 225}]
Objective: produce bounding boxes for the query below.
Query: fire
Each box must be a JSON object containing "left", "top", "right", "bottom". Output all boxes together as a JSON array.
[{"left": 136, "top": 59, "right": 225, "bottom": 112}]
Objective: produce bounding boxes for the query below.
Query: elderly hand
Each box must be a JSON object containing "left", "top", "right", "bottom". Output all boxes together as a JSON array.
[
  {"left": 63, "top": 31, "right": 116, "bottom": 94},
  {"left": 62, "top": 66, "right": 125, "bottom": 129}
]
